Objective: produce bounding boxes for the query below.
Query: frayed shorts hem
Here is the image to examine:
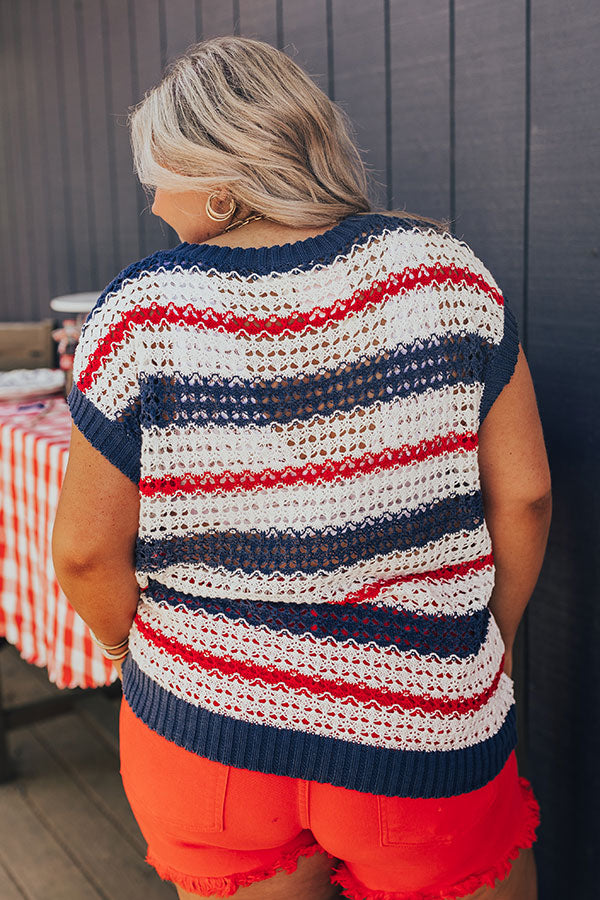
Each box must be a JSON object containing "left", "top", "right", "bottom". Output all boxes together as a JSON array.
[
  {"left": 146, "top": 838, "right": 331, "bottom": 897},
  {"left": 330, "top": 775, "right": 541, "bottom": 899}
]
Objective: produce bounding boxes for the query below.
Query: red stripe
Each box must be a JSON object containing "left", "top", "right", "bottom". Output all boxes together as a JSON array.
[
  {"left": 136, "top": 617, "right": 504, "bottom": 716},
  {"left": 49, "top": 447, "right": 62, "bottom": 676},
  {"left": 0, "top": 429, "right": 10, "bottom": 629},
  {"left": 32, "top": 438, "right": 45, "bottom": 653},
  {"left": 9, "top": 435, "right": 25, "bottom": 649},
  {"left": 341, "top": 553, "right": 495, "bottom": 606},
  {"left": 139, "top": 430, "right": 478, "bottom": 497},
  {"left": 77, "top": 263, "right": 504, "bottom": 390}
]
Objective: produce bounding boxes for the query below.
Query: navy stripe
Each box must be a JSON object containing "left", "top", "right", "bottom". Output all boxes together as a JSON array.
[
  {"left": 138, "top": 333, "right": 493, "bottom": 431},
  {"left": 143, "top": 578, "right": 491, "bottom": 657},
  {"left": 135, "top": 491, "right": 485, "bottom": 576},
  {"left": 122, "top": 655, "right": 517, "bottom": 799}
]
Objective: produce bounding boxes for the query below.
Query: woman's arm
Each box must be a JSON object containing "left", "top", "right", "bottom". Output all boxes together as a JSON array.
[
  {"left": 478, "top": 345, "right": 552, "bottom": 675},
  {"left": 51, "top": 422, "right": 141, "bottom": 670}
]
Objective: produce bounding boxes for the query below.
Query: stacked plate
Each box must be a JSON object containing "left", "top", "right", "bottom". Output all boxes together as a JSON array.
[{"left": 0, "top": 368, "right": 66, "bottom": 403}]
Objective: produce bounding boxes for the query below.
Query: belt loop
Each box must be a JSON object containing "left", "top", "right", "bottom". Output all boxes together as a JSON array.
[{"left": 298, "top": 779, "right": 311, "bottom": 830}]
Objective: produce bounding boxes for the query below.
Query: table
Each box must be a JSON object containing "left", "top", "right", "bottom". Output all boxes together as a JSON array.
[{"left": 0, "top": 394, "right": 115, "bottom": 689}]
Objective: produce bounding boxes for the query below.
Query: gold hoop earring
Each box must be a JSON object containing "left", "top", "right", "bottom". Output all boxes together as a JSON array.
[{"left": 206, "top": 192, "right": 236, "bottom": 221}]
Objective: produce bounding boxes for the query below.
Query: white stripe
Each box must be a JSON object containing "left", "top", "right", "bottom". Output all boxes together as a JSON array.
[
  {"left": 77, "top": 226, "right": 503, "bottom": 393},
  {"left": 73, "top": 291, "right": 140, "bottom": 415},
  {"left": 74, "top": 290, "right": 124, "bottom": 379},
  {"left": 134, "top": 598, "right": 506, "bottom": 701},
  {"left": 129, "top": 627, "right": 514, "bottom": 753},
  {"left": 135, "top": 523, "right": 494, "bottom": 610},
  {"left": 138, "top": 281, "right": 502, "bottom": 382},
  {"left": 80, "top": 332, "right": 140, "bottom": 416},
  {"left": 85, "top": 225, "right": 423, "bottom": 327},
  {"left": 139, "top": 383, "right": 482, "bottom": 478},
  {"left": 138, "top": 450, "right": 480, "bottom": 537},
  {"left": 373, "top": 562, "right": 495, "bottom": 613}
]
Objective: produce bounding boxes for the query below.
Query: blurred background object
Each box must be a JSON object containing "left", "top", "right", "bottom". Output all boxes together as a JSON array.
[
  {"left": 50, "top": 293, "right": 98, "bottom": 396},
  {"left": 0, "top": 320, "right": 55, "bottom": 371},
  {"left": 0, "top": 368, "right": 65, "bottom": 402}
]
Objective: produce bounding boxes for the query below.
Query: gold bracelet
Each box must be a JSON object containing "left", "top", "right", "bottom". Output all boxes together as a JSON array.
[
  {"left": 90, "top": 630, "right": 129, "bottom": 652},
  {"left": 101, "top": 645, "right": 130, "bottom": 661}
]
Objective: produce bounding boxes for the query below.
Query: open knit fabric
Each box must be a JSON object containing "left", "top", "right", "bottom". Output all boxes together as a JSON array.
[{"left": 68, "top": 212, "right": 520, "bottom": 799}]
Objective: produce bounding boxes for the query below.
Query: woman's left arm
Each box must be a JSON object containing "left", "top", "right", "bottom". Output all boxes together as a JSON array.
[{"left": 52, "top": 421, "right": 141, "bottom": 671}]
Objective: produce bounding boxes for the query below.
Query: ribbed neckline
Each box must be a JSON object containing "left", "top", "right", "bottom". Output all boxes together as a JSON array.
[{"left": 174, "top": 212, "right": 405, "bottom": 276}]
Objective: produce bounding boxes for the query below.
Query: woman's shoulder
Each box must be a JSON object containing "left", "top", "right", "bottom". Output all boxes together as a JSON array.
[
  {"left": 368, "top": 208, "right": 450, "bottom": 234},
  {"left": 378, "top": 212, "right": 504, "bottom": 289}
]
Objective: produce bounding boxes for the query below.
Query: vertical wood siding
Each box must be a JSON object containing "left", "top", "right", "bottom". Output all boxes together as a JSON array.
[
  {"left": 527, "top": 4, "right": 599, "bottom": 894},
  {"left": 0, "top": 2, "right": 598, "bottom": 896}
]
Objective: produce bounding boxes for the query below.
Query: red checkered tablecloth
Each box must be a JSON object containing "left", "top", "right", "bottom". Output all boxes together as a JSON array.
[{"left": 0, "top": 394, "right": 115, "bottom": 688}]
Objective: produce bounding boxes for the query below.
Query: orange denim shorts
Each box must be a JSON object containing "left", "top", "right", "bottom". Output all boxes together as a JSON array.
[{"left": 119, "top": 697, "right": 540, "bottom": 899}]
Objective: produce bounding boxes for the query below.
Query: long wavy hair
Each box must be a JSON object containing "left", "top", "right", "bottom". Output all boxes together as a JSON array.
[{"left": 128, "top": 35, "right": 448, "bottom": 233}]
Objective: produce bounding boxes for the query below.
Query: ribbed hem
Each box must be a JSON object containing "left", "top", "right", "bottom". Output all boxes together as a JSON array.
[
  {"left": 67, "top": 384, "right": 141, "bottom": 484},
  {"left": 479, "top": 299, "right": 520, "bottom": 424},
  {"left": 331, "top": 776, "right": 540, "bottom": 899},
  {"left": 146, "top": 838, "right": 329, "bottom": 897},
  {"left": 122, "top": 655, "right": 518, "bottom": 799}
]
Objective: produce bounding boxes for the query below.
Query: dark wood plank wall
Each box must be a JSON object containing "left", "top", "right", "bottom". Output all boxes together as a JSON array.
[
  {"left": 1, "top": 1, "right": 598, "bottom": 896},
  {"left": 527, "top": 3, "right": 600, "bottom": 895}
]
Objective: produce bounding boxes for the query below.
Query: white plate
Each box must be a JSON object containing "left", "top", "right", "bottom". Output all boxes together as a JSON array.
[
  {"left": 0, "top": 368, "right": 66, "bottom": 402},
  {"left": 50, "top": 293, "right": 99, "bottom": 314}
]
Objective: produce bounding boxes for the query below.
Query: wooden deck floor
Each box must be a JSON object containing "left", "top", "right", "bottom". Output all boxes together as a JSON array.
[{"left": 0, "top": 644, "right": 174, "bottom": 899}]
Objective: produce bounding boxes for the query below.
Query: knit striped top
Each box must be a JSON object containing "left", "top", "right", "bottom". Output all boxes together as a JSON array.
[{"left": 67, "top": 212, "right": 520, "bottom": 799}]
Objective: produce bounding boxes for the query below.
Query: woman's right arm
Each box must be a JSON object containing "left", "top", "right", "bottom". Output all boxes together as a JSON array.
[{"left": 478, "top": 345, "right": 552, "bottom": 676}]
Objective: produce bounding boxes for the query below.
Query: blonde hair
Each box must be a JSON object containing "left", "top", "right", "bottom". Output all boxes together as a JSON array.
[{"left": 128, "top": 35, "right": 448, "bottom": 232}]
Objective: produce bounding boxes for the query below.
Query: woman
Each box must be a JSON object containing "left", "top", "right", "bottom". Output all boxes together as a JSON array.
[{"left": 52, "top": 36, "right": 551, "bottom": 900}]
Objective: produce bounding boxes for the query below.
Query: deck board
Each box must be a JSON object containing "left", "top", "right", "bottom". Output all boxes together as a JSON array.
[
  {"left": 0, "top": 644, "right": 174, "bottom": 899},
  {"left": 0, "top": 855, "right": 28, "bottom": 900},
  {"left": 0, "top": 777, "right": 102, "bottom": 899}
]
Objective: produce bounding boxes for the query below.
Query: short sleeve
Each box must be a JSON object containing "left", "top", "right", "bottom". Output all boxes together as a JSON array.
[
  {"left": 67, "top": 273, "right": 142, "bottom": 484},
  {"left": 479, "top": 293, "right": 520, "bottom": 426}
]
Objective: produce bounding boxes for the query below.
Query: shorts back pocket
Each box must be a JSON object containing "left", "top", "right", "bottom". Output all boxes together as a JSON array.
[
  {"left": 119, "top": 697, "right": 229, "bottom": 835},
  {"left": 378, "top": 775, "right": 501, "bottom": 846}
]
